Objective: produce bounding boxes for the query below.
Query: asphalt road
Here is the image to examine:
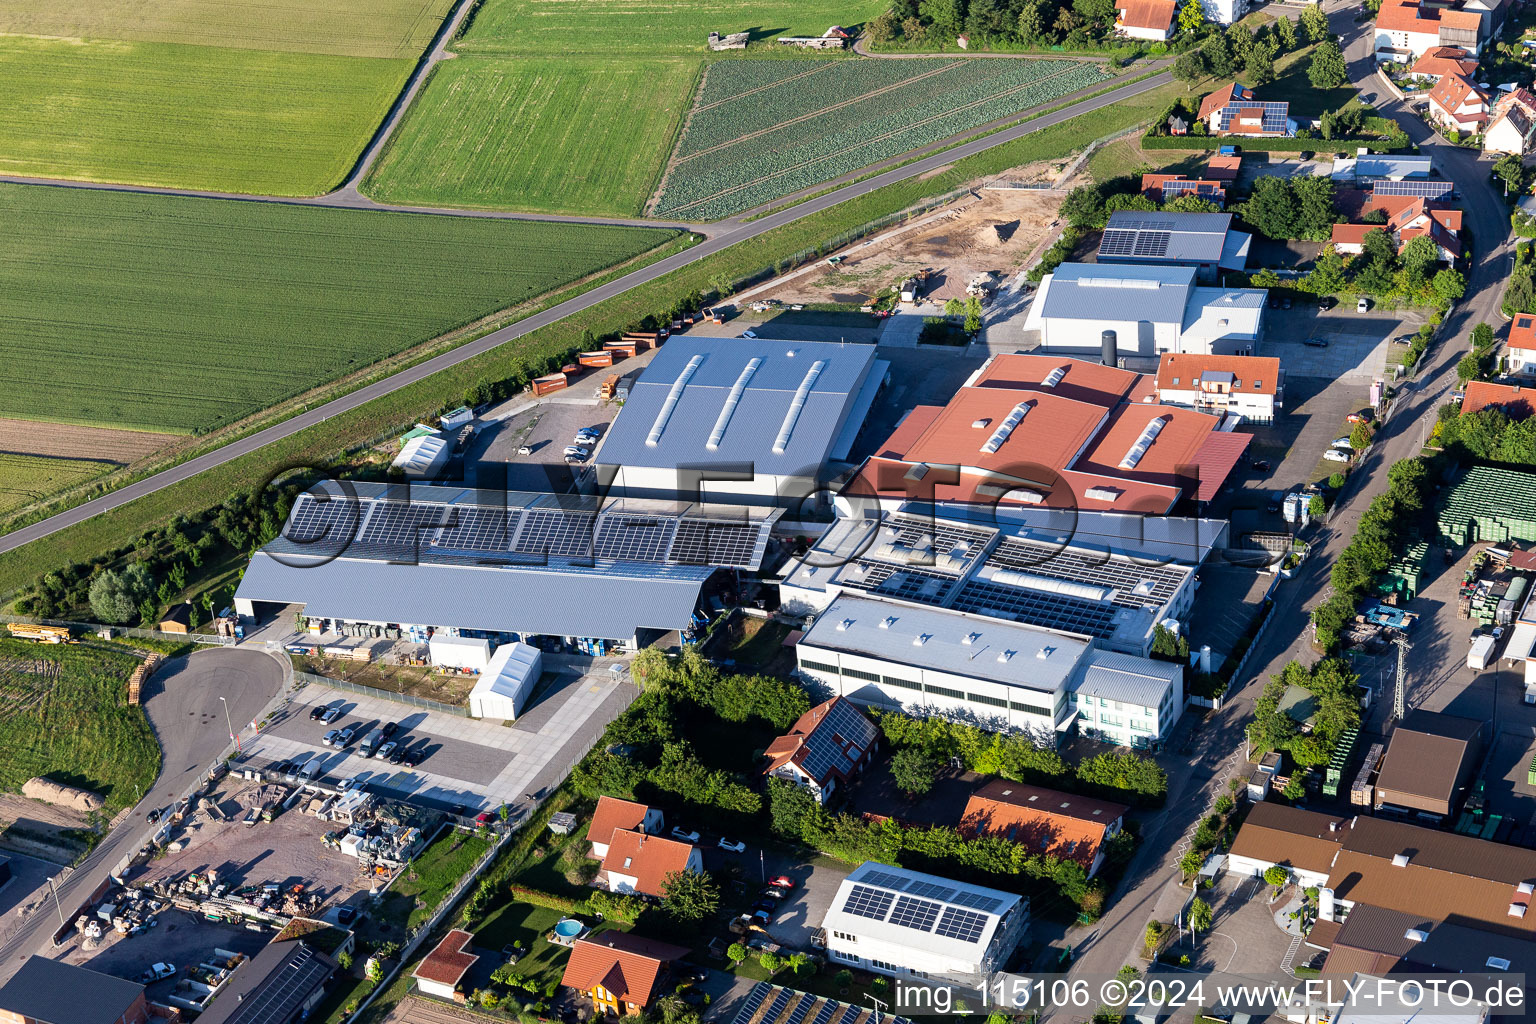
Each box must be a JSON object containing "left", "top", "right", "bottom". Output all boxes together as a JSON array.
[
  {"left": 0, "top": 648, "right": 284, "bottom": 982},
  {"left": 1048, "top": 5, "right": 1510, "bottom": 997},
  {"left": 0, "top": 68, "right": 1171, "bottom": 558}
]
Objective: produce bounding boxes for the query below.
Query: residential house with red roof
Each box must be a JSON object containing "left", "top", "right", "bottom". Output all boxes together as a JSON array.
[
  {"left": 587, "top": 796, "right": 664, "bottom": 860},
  {"left": 762, "top": 696, "right": 878, "bottom": 805},
  {"left": 960, "top": 780, "right": 1129, "bottom": 876},
  {"left": 1115, "top": 0, "right": 1177, "bottom": 39},
  {"left": 413, "top": 930, "right": 479, "bottom": 1002},
  {"left": 1375, "top": 0, "right": 1500, "bottom": 60},
  {"left": 1331, "top": 197, "right": 1463, "bottom": 263},
  {"left": 1486, "top": 88, "right": 1536, "bottom": 156},
  {"left": 599, "top": 830, "right": 702, "bottom": 897},
  {"left": 1509, "top": 313, "right": 1536, "bottom": 376},
  {"left": 1196, "top": 82, "right": 1295, "bottom": 136},
  {"left": 1154, "top": 353, "right": 1283, "bottom": 423},
  {"left": 1204, "top": 153, "right": 1242, "bottom": 181},
  {"left": 1460, "top": 379, "right": 1534, "bottom": 419},
  {"left": 1426, "top": 72, "right": 1491, "bottom": 133},
  {"left": 1409, "top": 44, "right": 1479, "bottom": 82},
  {"left": 1140, "top": 174, "right": 1226, "bottom": 207},
  {"left": 560, "top": 933, "right": 689, "bottom": 1017}
]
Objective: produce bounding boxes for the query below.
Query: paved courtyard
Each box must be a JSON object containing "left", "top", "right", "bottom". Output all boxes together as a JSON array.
[{"left": 239, "top": 660, "right": 635, "bottom": 813}]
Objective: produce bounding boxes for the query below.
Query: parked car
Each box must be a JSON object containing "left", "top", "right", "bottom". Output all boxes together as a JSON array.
[
  {"left": 403, "top": 747, "right": 426, "bottom": 767},
  {"left": 335, "top": 727, "right": 356, "bottom": 747},
  {"left": 1302, "top": 338, "right": 1329, "bottom": 348},
  {"left": 671, "top": 826, "right": 701, "bottom": 843},
  {"left": 760, "top": 886, "right": 790, "bottom": 901},
  {"left": 575, "top": 428, "right": 600, "bottom": 443},
  {"left": 381, "top": 721, "right": 399, "bottom": 738},
  {"left": 309, "top": 705, "right": 328, "bottom": 721},
  {"left": 1250, "top": 459, "right": 1272, "bottom": 473},
  {"left": 1332, "top": 436, "right": 1354, "bottom": 450},
  {"left": 1323, "top": 449, "right": 1351, "bottom": 463},
  {"left": 142, "top": 963, "right": 176, "bottom": 983},
  {"left": 475, "top": 810, "right": 498, "bottom": 827},
  {"left": 563, "top": 445, "right": 589, "bottom": 458},
  {"left": 1357, "top": 296, "right": 1370, "bottom": 312},
  {"left": 741, "top": 330, "right": 758, "bottom": 339},
  {"left": 1347, "top": 410, "right": 1374, "bottom": 424},
  {"left": 767, "top": 875, "right": 797, "bottom": 890},
  {"left": 338, "top": 776, "right": 362, "bottom": 791},
  {"left": 376, "top": 742, "right": 397, "bottom": 762},
  {"left": 718, "top": 838, "right": 746, "bottom": 853},
  {"left": 387, "top": 744, "right": 408, "bottom": 765},
  {"left": 517, "top": 445, "right": 533, "bottom": 456},
  {"left": 1318, "top": 296, "right": 1337, "bottom": 311},
  {"left": 322, "top": 729, "right": 341, "bottom": 747},
  {"left": 146, "top": 807, "right": 162, "bottom": 824},
  {"left": 750, "top": 900, "right": 777, "bottom": 917},
  {"left": 321, "top": 706, "right": 343, "bottom": 723}
]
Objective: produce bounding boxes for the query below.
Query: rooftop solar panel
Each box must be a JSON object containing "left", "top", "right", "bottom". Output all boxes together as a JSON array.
[
  {"left": 904, "top": 880, "right": 957, "bottom": 902},
  {"left": 1372, "top": 178, "right": 1454, "bottom": 198},
  {"left": 860, "top": 869, "right": 909, "bottom": 891},
  {"left": 888, "top": 895, "right": 943, "bottom": 932},
  {"left": 950, "top": 890, "right": 1006, "bottom": 913},
  {"left": 934, "top": 906, "right": 990, "bottom": 944},
  {"left": 843, "top": 884, "right": 896, "bottom": 921}
]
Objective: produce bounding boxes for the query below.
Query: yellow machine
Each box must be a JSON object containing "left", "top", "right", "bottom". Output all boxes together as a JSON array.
[{"left": 7, "top": 622, "right": 74, "bottom": 644}]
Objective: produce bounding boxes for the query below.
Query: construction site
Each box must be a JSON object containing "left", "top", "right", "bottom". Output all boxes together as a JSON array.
[{"left": 751, "top": 185, "right": 1066, "bottom": 308}]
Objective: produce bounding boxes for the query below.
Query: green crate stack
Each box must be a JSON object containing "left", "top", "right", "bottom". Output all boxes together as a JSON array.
[
  {"left": 1323, "top": 727, "right": 1359, "bottom": 798},
  {"left": 1438, "top": 467, "right": 1536, "bottom": 547}
]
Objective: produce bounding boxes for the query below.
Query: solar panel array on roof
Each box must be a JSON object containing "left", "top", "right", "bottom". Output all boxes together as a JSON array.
[
  {"left": 843, "top": 885, "right": 896, "bottom": 921},
  {"left": 934, "top": 906, "right": 990, "bottom": 943},
  {"left": 1218, "top": 102, "right": 1289, "bottom": 132},
  {"left": 1097, "top": 229, "right": 1138, "bottom": 257},
  {"left": 797, "top": 699, "right": 875, "bottom": 782},
  {"left": 834, "top": 868, "right": 1013, "bottom": 947},
  {"left": 1372, "top": 178, "right": 1454, "bottom": 198},
  {"left": 270, "top": 489, "right": 778, "bottom": 570}
]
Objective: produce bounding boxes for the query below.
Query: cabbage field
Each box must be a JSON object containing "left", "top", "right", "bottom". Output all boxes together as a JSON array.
[{"left": 656, "top": 57, "right": 1111, "bottom": 221}]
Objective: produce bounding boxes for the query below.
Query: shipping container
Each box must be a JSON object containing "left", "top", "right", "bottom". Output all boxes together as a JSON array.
[
  {"left": 531, "top": 373, "right": 568, "bottom": 396},
  {"left": 1468, "top": 634, "right": 1496, "bottom": 671},
  {"left": 604, "top": 342, "right": 638, "bottom": 358},
  {"left": 578, "top": 351, "right": 614, "bottom": 368}
]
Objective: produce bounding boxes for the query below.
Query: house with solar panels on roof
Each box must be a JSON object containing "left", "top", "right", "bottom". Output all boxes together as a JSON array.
[
  {"left": 762, "top": 696, "right": 879, "bottom": 804},
  {"left": 232, "top": 481, "right": 782, "bottom": 661},
  {"left": 819, "top": 862, "right": 1028, "bottom": 982},
  {"left": 1095, "top": 212, "right": 1251, "bottom": 283},
  {"left": 1197, "top": 82, "right": 1296, "bottom": 136},
  {"left": 595, "top": 336, "right": 889, "bottom": 509}
]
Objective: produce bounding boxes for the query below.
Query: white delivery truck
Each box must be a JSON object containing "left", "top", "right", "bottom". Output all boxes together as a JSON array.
[{"left": 1468, "top": 634, "right": 1496, "bottom": 671}]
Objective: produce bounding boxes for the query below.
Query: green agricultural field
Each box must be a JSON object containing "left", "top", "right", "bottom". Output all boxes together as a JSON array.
[
  {"left": 0, "top": 455, "right": 116, "bottom": 520},
  {"left": 0, "top": 36, "right": 412, "bottom": 195},
  {"left": 656, "top": 57, "right": 1111, "bottom": 219},
  {"left": 365, "top": 57, "right": 698, "bottom": 216},
  {"left": 0, "top": 183, "right": 678, "bottom": 433},
  {"left": 0, "top": 639, "right": 159, "bottom": 813},
  {"left": 456, "top": 0, "right": 889, "bottom": 54},
  {"left": 0, "top": 0, "right": 455, "bottom": 58}
]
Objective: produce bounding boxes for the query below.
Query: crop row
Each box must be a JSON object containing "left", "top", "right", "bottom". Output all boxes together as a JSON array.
[
  {"left": 694, "top": 58, "right": 842, "bottom": 107},
  {"left": 659, "top": 62, "right": 1108, "bottom": 218}
]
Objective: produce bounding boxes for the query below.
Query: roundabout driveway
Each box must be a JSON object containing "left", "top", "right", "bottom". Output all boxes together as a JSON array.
[{"left": 0, "top": 646, "right": 285, "bottom": 981}]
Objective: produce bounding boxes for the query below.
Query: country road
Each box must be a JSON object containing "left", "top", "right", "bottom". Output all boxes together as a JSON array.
[
  {"left": 0, "top": 68, "right": 1173, "bottom": 558},
  {"left": 1047, "top": 2, "right": 1508, "bottom": 1002}
]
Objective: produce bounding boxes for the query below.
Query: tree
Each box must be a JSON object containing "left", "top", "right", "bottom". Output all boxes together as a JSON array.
[
  {"left": 1241, "top": 177, "right": 1298, "bottom": 239},
  {"left": 1299, "top": 3, "right": 1329, "bottom": 43},
  {"left": 1264, "top": 865, "right": 1289, "bottom": 887},
  {"left": 1273, "top": 13, "right": 1296, "bottom": 51},
  {"left": 1150, "top": 623, "right": 1189, "bottom": 662},
  {"left": 1350, "top": 421, "right": 1373, "bottom": 452},
  {"left": 1308, "top": 40, "right": 1348, "bottom": 89},
  {"left": 1017, "top": 0, "right": 1043, "bottom": 41},
  {"left": 834, "top": 969, "right": 854, "bottom": 989},
  {"left": 867, "top": 12, "right": 899, "bottom": 42},
  {"left": 89, "top": 564, "right": 153, "bottom": 624},
  {"left": 964, "top": 295, "right": 983, "bottom": 333},
  {"left": 1308, "top": 495, "right": 1327, "bottom": 518},
  {"left": 1173, "top": 49, "right": 1207, "bottom": 85},
  {"left": 1187, "top": 897, "right": 1213, "bottom": 939},
  {"left": 1291, "top": 175, "right": 1339, "bottom": 241},
  {"left": 943, "top": 297, "right": 965, "bottom": 317},
  {"left": 758, "top": 951, "right": 783, "bottom": 975},
  {"left": 1329, "top": 472, "right": 1347, "bottom": 489},
  {"left": 1203, "top": 33, "right": 1234, "bottom": 77},
  {"left": 1306, "top": 244, "right": 1346, "bottom": 295},
  {"left": 1245, "top": 42, "right": 1277, "bottom": 86},
  {"left": 890, "top": 747, "right": 940, "bottom": 798},
  {"left": 1177, "top": 0, "right": 1204, "bottom": 34},
  {"left": 1433, "top": 268, "right": 1466, "bottom": 305},
  {"left": 1282, "top": 774, "right": 1306, "bottom": 801},
  {"left": 1471, "top": 322, "right": 1495, "bottom": 352},
  {"left": 659, "top": 869, "right": 719, "bottom": 922},
  {"left": 1458, "top": 353, "right": 1484, "bottom": 383},
  {"left": 727, "top": 944, "right": 749, "bottom": 966},
  {"left": 919, "top": 0, "right": 964, "bottom": 36},
  {"left": 786, "top": 952, "right": 811, "bottom": 977}
]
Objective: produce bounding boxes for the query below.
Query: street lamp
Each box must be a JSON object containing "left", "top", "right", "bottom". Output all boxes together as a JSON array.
[{"left": 219, "top": 696, "right": 240, "bottom": 754}]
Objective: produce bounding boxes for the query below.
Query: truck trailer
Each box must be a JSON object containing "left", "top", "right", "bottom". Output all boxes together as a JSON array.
[{"left": 1468, "top": 634, "right": 1496, "bottom": 671}]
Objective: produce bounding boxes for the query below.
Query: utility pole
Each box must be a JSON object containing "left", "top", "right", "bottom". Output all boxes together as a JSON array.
[
  {"left": 219, "top": 695, "right": 240, "bottom": 754},
  {"left": 47, "top": 876, "right": 64, "bottom": 930},
  {"left": 1392, "top": 636, "right": 1412, "bottom": 723}
]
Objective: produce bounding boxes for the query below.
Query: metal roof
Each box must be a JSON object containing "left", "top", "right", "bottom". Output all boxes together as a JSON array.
[
  {"left": 1036, "top": 263, "right": 1196, "bottom": 325},
  {"left": 597, "top": 337, "right": 881, "bottom": 475},
  {"left": 1098, "top": 211, "right": 1235, "bottom": 264},
  {"left": 236, "top": 551, "right": 713, "bottom": 639},
  {"left": 1069, "top": 648, "right": 1181, "bottom": 708},
  {"left": 0, "top": 957, "right": 144, "bottom": 1024},
  {"left": 821, "top": 862, "right": 1022, "bottom": 956},
  {"left": 1354, "top": 154, "right": 1434, "bottom": 178},
  {"left": 802, "top": 593, "right": 1087, "bottom": 693},
  {"left": 195, "top": 941, "right": 336, "bottom": 1024}
]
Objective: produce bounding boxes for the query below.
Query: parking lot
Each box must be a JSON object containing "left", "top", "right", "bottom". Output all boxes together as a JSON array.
[
  {"left": 0, "top": 853, "right": 61, "bottom": 951},
  {"left": 241, "top": 661, "right": 635, "bottom": 813},
  {"left": 1260, "top": 306, "right": 1421, "bottom": 383},
  {"left": 462, "top": 400, "right": 617, "bottom": 494}
]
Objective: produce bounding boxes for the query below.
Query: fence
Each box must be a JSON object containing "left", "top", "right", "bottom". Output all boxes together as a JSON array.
[
  {"left": 294, "top": 670, "right": 469, "bottom": 717},
  {"left": 0, "top": 612, "right": 236, "bottom": 647}
]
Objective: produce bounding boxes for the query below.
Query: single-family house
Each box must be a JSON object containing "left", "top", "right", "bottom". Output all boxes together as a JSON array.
[
  {"left": 960, "top": 780, "right": 1129, "bottom": 877},
  {"left": 588, "top": 796, "right": 664, "bottom": 860},
  {"left": 413, "top": 930, "right": 479, "bottom": 1002},
  {"left": 600, "top": 830, "right": 702, "bottom": 897},
  {"left": 1460, "top": 379, "right": 1534, "bottom": 419},
  {"left": 1197, "top": 82, "right": 1295, "bottom": 137},
  {"left": 1485, "top": 88, "right": 1536, "bottom": 156},
  {"left": 1376, "top": 0, "right": 1498, "bottom": 60},
  {"left": 1409, "top": 45, "right": 1478, "bottom": 82},
  {"left": 1140, "top": 174, "right": 1226, "bottom": 207},
  {"left": 1508, "top": 313, "right": 1536, "bottom": 376},
  {"left": 1115, "top": 0, "right": 1177, "bottom": 39},
  {"left": 761, "top": 696, "right": 878, "bottom": 805},
  {"left": 560, "top": 933, "right": 689, "bottom": 1017},
  {"left": 1331, "top": 198, "right": 1463, "bottom": 263},
  {"left": 1426, "top": 72, "right": 1491, "bottom": 133}
]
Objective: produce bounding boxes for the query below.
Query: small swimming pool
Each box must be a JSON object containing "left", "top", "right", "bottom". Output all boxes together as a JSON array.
[{"left": 554, "top": 918, "right": 583, "bottom": 939}]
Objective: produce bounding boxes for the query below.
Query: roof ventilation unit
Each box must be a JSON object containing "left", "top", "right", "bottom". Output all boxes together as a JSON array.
[
  {"left": 997, "top": 649, "right": 1016, "bottom": 663},
  {"left": 1041, "top": 365, "right": 1068, "bottom": 388},
  {"left": 1404, "top": 928, "right": 1428, "bottom": 942},
  {"left": 913, "top": 633, "right": 932, "bottom": 647},
  {"left": 962, "top": 631, "right": 982, "bottom": 645},
  {"left": 1119, "top": 415, "right": 1170, "bottom": 470},
  {"left": 1037, "top": 645, "right": 1056, "bottom": 659},
  {"left": 1519, "top": 882, "right": 1534, "bottom": 895},
  {"left": 879, "top": 616, "right": 898, "bottom": 630},
  {"left": 1512, "top": 903, "right": 1529, "bottom": 919},
  {"left": 1488, "top": 957, "right": 1512, "bottom": 971},
  {"left": 971, "top": 419, "right": 991, "bottom": 429},
  {"left": 836, "top": 618, "right": 854, "bottom": 631},
  {"left": 646, "top": 353, "right": 706, "bottom": 447},
  {"left": 1391, "top": 853, "right": 1411, "bottom": 867},
  {"left": 980, "top": 402, "right": 1033, "bottom": 455}
]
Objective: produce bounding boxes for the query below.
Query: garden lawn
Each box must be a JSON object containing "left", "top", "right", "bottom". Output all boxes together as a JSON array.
[
  {"left": 1249, "top": 44, "right": 1358, "bottom": 118},
  {"left": 1087, "top": 136, "right": 1209, "bottom": 184},
  {"left": 0, "top": 455, "right": 115, "bottom": 519},
  {"left": 0, "top": 639, "right": 159, "bottom": 812},
  {"left": 455, "top": 0, "right": 889, "bottom": 54},
  {"left": 366, "top": 57, "right": 698, "bottom": 216},
  {"left": 0, "top": 183, "right": 678, "bottom": 432},
  {"left": 0, "top": 0, "right": 455, "bottom": 57},
  {"left": 656, "top": 57, "right": 1111, "bottom": 219},
  {"left": 0, "top": 36, "right": 412, "bottom": 195}
]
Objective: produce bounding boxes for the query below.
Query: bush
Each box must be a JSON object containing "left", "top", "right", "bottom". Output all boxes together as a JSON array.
[{"left": 506, "top": 884, "right": 584, "bottom": 915}]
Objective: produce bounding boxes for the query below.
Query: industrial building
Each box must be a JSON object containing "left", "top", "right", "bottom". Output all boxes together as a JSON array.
[
  {"left": 195, "top": 941, "right": 337, "bottom": 1024},
  {"left": 1023, "top": 263, "right": 1267, "bottom": 358},
  {"left": 234, "top": 482, "right": 781, "bottom": 654},
  {"left": 841, "top": 354, "right": 1252, "bottom": 514},
  {"left": 1371, "top": 710, "right": 1482, "bottom": 820},
  {"left": 819, "top": 862, "right": 1028, "bottom": 982},
  {"left": 0, "top": 957, "right": 148, "bottom": 1024},
  {"left": 1094, "top": 211, "right": 1251, "bottom": 282},
  {"left": 595, "top": 336, "right": 889, "bottom": 508}
]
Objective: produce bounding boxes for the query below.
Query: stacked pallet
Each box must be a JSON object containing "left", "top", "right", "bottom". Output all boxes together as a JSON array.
[{"left": 127, "top": 653, "right": 162, "bottom": 705}]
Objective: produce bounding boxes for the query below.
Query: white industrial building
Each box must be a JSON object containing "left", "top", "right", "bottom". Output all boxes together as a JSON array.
[
  {"left": 595, "top": 336, "right": 888, "bottom": 509},
  {"left": 468, "top": 642, "right": 542, "bottom": 720},
  {"left": 1023, "top": 263, "right": 1266, "bottom": 358},
  {"left": 1094, "top": 212, "right": 1251, "bottom": 283},
  {"left": 233, "top": 482, "right": 780, "bottom": 654},
  {"left": 820, "top": 862, "right": 1028, "bottom": 983},
  {"left": 1068, "top": 650, "right": 1184, "bottom": 748}
]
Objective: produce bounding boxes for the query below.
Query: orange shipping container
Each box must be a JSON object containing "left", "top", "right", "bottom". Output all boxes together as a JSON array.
[
  {"left": 531, "top": 373, "right": 568, "bottom": 396},
  {"left": 599, "top": 373, "right": 621, "bottom": 399},
  {"left": 604, "top": 342, "right": 638, "bottom": 358},
  {"left": 578, "top": 351, "right": 615, "bottom": 368}
]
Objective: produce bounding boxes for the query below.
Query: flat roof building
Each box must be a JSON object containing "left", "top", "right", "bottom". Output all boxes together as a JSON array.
[
  {"left": 1373, "top": 710, "right": 1483, "bottom": 819},
  {"left": 0, "top": 958, "right": 147, "bottom": 1024},
  {"left": 596, "top": 337, "right": 888, "bottom": 509},
  {"left": 820, "top": 862, "right": 1028, "bottom": 982},
  {"left": 843, "top": 354, "right": 1252, "bottom": 514},
  {"left": 195, "top": 941, "right": 336, "bottom": 1024},
  {"left": 1095, "top": 211, "right": 1251, "bottom": 282},
  {"left": 233, "top": 483, "right": 781, "bottom": 651}
]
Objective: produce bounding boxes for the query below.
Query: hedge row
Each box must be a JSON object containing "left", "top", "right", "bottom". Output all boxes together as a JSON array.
[
  {"left": 505, "top": 884, "right": 584, "bottom": 915},
  {"left": 1141, "top": 134, "right": 1395, "bottom": 153}
]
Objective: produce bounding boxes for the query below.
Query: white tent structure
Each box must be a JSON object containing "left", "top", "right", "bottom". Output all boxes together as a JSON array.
[
  {"left": 469, "top": 642, "right": 542, "bottom": 721},
  {"left": 429, "top": 634, "right": 491, "bottom": 672}
]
